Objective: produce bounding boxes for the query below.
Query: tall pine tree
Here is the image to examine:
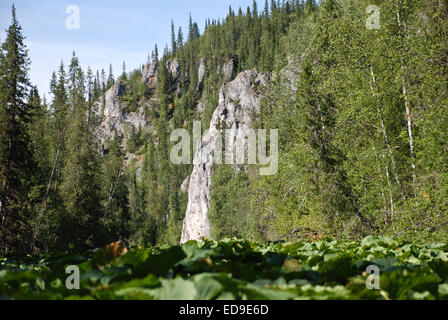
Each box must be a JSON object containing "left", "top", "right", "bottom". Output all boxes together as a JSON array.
[{"left": 0, "top": 5, "right": 34, "bottom": 254}]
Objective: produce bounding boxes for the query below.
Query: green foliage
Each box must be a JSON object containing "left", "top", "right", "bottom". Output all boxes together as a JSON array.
[
  {"left": 0, "top": 5, "right": 35, "bottom": 255},
  {"left": 127, "top": 125, "right": 143, "bottom": 154},
  {"left": 209, "top": 166, "right": 253, "bottom": 240},
  {"left": 100, "top": 135, "right": 129, "bottom": 243},
  {"left": 1, "top": 237, "right": 447, "bottom": 300},
  {"left": 243, "top": 0, "right": 448, "bottom": 243},
  {"left": 120, "top": 69, "right": 147, "bottom": 113},
  {"left": 2, "top": 0, "right": 448, "bottom": 258}
]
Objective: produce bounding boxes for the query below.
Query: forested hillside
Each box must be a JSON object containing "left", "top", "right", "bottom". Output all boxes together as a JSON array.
[
  {"left": 0, "top": 0, "right": 447, "bottom": 258},
  {"left": 246, "top": 0, "right": 448, "bottom": 243}
]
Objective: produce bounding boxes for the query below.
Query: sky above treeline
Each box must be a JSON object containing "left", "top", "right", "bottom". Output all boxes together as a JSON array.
[{"left": 0, "top": 0, "right": 254, "bottom": 99}]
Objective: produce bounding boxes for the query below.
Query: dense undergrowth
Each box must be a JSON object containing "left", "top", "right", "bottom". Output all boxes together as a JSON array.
[{"left": 1, "top": 237, "right": 447, "bottom": 300}]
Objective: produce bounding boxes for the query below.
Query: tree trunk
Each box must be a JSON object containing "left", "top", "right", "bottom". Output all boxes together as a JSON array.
[
  {"left": 368, "top": 65, "right": 406, "bottom": 200},
  {"left": 104, "top": 167, "right": 125, "bottom": 219},
  {"left": 396, "top": 6, "right": 417, "bottom": 185}
]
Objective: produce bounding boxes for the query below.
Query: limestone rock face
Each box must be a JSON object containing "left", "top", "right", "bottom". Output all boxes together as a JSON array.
[
  {"left": 181, "top": 176, "right": 190, "bottom": 193},
  {"left": 197, "top": 101, "right": 204, "bottom": 114},
  {"left": 222, "top": 59, "right": 235, "bottom": 82},
  {"left": 198, "top": 58, "right": 207, "bottom": 85},
  {"left": 96, "top": 58, "right": 183, "bottom": 151},
  {"left": 142, "top": 62, "right": 158, "bottom": 89},
  {"left": 142, "top": 59, "right": 181, "bottom": 88},
  {"left": 94, "top": 81, "right": 147, "bottom": 150},
  {"left": 181, "top": 70, "right": 269, "bottom": 243},
  {"left": 166, "top": 59, "right": 181, "bottom": 94},
  {"left": 167, "top": 59, "right": 180, "bottom": 80}
]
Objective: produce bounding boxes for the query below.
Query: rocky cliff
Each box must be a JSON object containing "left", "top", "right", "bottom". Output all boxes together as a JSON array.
[
  {"left": 94, "top": 81, "right": 147, "bottom": 150},
  {"left": 93, "top": 57, "right": 269, "bottom": 244},
  {"left": 142, "top": 62, "right": 158, "bottom": 89},
  {"left": 95, "top": 58, "right": 241, "bottom": 152},
  {"left": 95, "top": 59, "right": 182, "bottom": 154},
  {"left": 181, "top": 70, "right": 269, "bottom": 243}
]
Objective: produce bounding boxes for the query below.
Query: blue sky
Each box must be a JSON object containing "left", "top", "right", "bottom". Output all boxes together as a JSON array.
[{"left": 0, "top": 0, "right": 254, "bottom": 98}]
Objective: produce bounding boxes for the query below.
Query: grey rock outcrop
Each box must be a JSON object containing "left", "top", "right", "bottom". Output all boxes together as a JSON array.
[
  {"left": 181, "top": 70, "right": 269, "bottom": 243},
  {"left": 167, "top": 59, "right": 180, "bottom": 80},
  {"left": 197, "top": 101, "right": 204, "bottom": 114},
  {"left": 142, "top": 59, "right": 181, "bottom": 91},
  {"left": 198, "top": 58, "right": 207, "bottom": 85},
  {"left": 222, "top": 59, "right": 235, "bottom": 82},
  {"left": 181, "top": 176, "right": 190, "bottom": 193},
  {"left": 96, "top": 58, "right": 185, "bottom": 151},
  {"left": 166, "top": 59, "right": 181, "bottom": 94},
  {"left": 94, "top": 81, "right": 147, "bottom": 149},
  {"left": 142, "top": 62, "right": 158, "bottom": 89}
]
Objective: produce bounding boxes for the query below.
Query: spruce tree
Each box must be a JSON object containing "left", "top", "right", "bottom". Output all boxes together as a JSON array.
[
  {"left": 171, "top": 20, "right": 177, "bottom": 55},
  {"left": 188, "top": 13, "right": 194, "bottom": 41},
  {"left": 101, "top": 133, "right": 129, "bottom": 243},
  {"left": 177, "top": 27, "right": 184, "bottom": 50},
  {"left": 0, "top": 5, "right": 34, "bottom": 254},
  {"left": 121, "top": 61, "right": 127, "bottom": 81},
  {"left": 107, "top": 64, "right": 115, "bottom": 89},
  {"left": 58, "top": 53, "right": 104, "bottom": 250}
]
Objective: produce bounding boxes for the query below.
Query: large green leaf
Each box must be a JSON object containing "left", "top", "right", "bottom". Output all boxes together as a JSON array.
[{"left": 1, "top": 237, "right": 447, "bottom": 300}]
